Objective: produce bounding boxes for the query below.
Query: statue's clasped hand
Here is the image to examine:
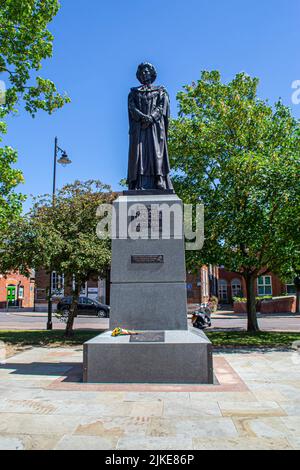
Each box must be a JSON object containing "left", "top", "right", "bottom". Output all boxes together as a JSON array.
[{"left": 141, "top": 114, "right": 154, "bottom": 129}]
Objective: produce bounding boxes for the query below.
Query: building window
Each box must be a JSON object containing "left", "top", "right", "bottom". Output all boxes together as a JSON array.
[
  {"left": 257, "top": 276, "right": 272, "bottom": 296},
  {"left": 196, "top": 271, "right": 201, "bottom": 288},
  {"left": 51, "top": 272, "right": 64, "bottom": 296},
  {"left": 231, "top": 279, "right": 242, "bottom": 298},
  {"left": 18, "top": 286, "right": 24, "bottom": 299},
  {"left": 286, "top": 280, "right": 296, "bottom": 295},
  {"left": 36, "top": 288, "right": 47, "bottom": 301},
  {"left": 186, "top": 283, "right": 193, "bottom": 299},
  {"left": 218, "top": 279, "right": 228, "bottom": 302},
  {"left": 80, "top": 282, "right": 88, "bottom": 296}
]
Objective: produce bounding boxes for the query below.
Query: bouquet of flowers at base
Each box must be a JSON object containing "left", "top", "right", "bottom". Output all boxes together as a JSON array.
[{"left": 111, "top": 328, "right": 138, "bottom": 337}]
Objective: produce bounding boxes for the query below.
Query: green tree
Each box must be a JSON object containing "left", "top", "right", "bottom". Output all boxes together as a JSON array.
[
  {"left": 0, "top": 0, "right": 70, "bottom": 236},
  {"left": 2, "top": 181, "right": 115, "bottom": 337},
  {"left": 0, "top": 141, "right": 25, "bottom": 233},
  {"left": 169, "top": 71, "right": 300, "bottom": 331},
  {"left": 0, "top": 0, "right": 69, "bottom": 115},
  {"left": 276, "top": 206, "right": 300, "bottom": 313}
]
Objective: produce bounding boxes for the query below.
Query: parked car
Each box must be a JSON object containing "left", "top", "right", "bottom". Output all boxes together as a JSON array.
[{"left": 56, "top": 296, "right": 110, "bottom": 318}]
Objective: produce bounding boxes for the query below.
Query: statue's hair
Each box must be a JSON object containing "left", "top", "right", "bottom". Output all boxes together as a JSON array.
[{"left": 136, "top": 62, "right": 157, "bottom": 84}]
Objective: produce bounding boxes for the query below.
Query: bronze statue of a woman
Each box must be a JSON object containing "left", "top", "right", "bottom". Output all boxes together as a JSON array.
[{"left": 127, "top": 62, "right": 174, "bottom": 191}]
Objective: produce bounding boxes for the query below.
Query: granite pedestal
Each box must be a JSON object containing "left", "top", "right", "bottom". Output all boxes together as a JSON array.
[
  {"left": 84, "top": 329, "right": 213, "bottom": 384},
  {"left": 84, "top": 193, "right": 213, "bottom": 384}
]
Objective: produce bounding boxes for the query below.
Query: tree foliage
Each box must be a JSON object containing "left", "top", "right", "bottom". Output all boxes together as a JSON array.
[
  {"left": 2, "top": 180, "right": 115, "bottom": 335},
  {"left": 169, "top": 71, "right": 300, "bottom": 331},
  {"left": 0, "top": 0, "right": 70, "bottom": 116},
  {"left": 0, "top": 141, "right": 25, "bottom": 232},
  {"left": 0, "top": 0, "right": 70, "bottom": 237}
]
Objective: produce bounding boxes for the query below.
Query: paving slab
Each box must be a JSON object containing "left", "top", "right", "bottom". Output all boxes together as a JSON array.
[
  {"left": 55, "top": 435, "right": 117, "bottom": 450},
  {"left": 192, "top": 437, "right": 293, "bottom": 450},
  {"left": 0, "top": 346, "right": 299, "bottom": 450}
]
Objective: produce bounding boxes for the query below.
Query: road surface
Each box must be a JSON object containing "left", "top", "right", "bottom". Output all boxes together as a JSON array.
[
  {"left": 210, "top": 312, "right": 300, "bottom": 332},
  {"left": 0, "top": 311, "right": 299, "bottom": 332},
  {"left": 0, "top": 312, "right": 108, "bottom": 331}
]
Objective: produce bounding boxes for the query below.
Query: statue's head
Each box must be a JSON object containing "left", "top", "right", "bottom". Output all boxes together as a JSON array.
[{"left": 136, "top": 62, "right": 157, "bottom": 85}]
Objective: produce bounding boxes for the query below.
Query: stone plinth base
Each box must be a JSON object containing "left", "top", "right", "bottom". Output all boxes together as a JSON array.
[
  {"left": 110, "top": 282, "right": 188, "bottom": 330},
  {"left": 110, "top": 194, "right": 188, "bottom": 331},
  {"left": 83, "top": 329, "right": 213, "bottom": 384}
]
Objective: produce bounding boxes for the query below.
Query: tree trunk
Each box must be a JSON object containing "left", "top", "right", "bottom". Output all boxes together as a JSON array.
[
  {"left": 244, "top": 273, "right": 260, "bottom": 332},
  {"left": 65, "top": 279, "right": 81, "bottom": 338}
]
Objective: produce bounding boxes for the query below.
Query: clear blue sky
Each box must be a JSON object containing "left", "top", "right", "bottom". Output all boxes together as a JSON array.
[{"left": 3, "top": 0, "right": 300, "bottom": 211}]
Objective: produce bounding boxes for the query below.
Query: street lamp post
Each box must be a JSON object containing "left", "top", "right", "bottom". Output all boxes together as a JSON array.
[{"left": 47, "top": 137, "right": 72, "bottom": 331}]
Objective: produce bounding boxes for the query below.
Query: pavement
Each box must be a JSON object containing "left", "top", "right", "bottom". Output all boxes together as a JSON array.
[
  {"left": 0, "top": 345, "right": 299, "bottom": 450},
  {"left": 0, "top": 310, "right": 299, "bottom": 332}
]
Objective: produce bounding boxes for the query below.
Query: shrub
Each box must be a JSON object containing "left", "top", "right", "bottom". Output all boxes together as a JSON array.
[
  {"left": 209, "top": 296, "right": 219, "bottom": 312},
  {"left": 233, "top": 295, "right": 273, "bottom": 303}
]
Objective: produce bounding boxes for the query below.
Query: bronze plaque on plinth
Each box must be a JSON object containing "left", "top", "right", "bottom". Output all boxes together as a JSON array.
[{"left": 130, "top": 332, "right": 165, "bottom": 343}]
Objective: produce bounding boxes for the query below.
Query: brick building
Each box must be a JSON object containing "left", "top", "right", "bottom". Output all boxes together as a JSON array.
[
  {"left": 186, "top": 265, "right": 219, "bottom": 304},
  {"left": 0, "top": 272, "right": 35, "bottom": 309},
  {"left": 218, "top": 267, "right": 295, "bottom": 304},
  {"left": 35, "top": 265, "right": 218, "bottom": 308},
  {"left": 34, "top": 269, "right": 109, "bottom": 306},
  {"left": 34, "top": 265, "right": 295, "bottom": 310}
]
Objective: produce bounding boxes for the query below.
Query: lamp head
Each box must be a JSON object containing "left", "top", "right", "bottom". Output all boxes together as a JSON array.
[{"left": 58, "top": 151, "right": 72, "bottom": 166}]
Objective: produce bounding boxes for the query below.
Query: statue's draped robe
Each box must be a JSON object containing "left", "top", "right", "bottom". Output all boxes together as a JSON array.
[{"left": 127, "top": 85, "right": 173, "bottom": 190}]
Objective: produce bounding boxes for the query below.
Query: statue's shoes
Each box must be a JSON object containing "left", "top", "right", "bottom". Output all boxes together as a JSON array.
[{"left": 156, "top": 181, "right": 165, "bottom": 190}]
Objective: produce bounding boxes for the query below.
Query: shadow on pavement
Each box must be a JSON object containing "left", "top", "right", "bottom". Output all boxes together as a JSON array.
[{"left": 0, "top": 362, "right": 80, "bottom": 377}]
